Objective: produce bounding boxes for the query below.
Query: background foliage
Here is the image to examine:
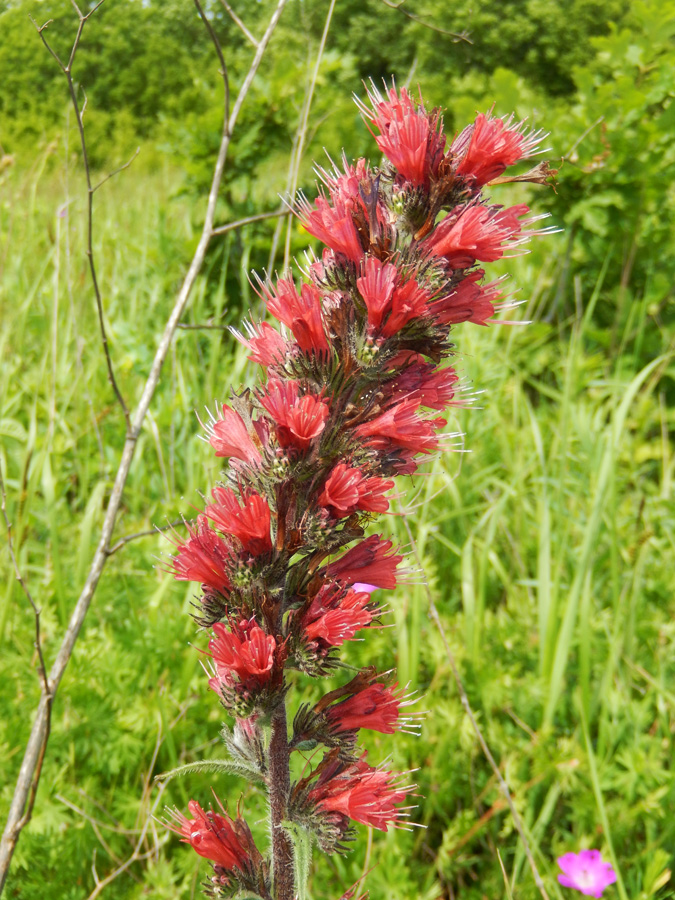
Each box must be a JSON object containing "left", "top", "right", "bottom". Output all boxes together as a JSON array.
[{"left": 1, "top": 0, "right": 674, "bottom": 898}]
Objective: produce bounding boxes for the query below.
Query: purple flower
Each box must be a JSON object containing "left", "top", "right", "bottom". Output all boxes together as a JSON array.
[
  {"left": 352, "top": 583, "right": 379, "bottom": 594},
  {"left": 557, "top": 850, "right": 617, "bottom": 898}
]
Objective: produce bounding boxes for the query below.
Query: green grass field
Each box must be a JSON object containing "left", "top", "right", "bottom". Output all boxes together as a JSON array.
[{"left": 1, "top": 135, "right": 674, "bottom": 900}]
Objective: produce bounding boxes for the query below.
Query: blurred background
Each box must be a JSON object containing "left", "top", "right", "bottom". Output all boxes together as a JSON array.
[{"left": 1, "top": 0, "right": 674, "bottom": 898}]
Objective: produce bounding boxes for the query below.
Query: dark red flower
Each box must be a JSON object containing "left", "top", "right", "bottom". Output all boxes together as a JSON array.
[
  {"left": 424, "top": 203, "right": 529, "bottom": 268},
  {"left": 327, "top": 535, "right": 402, "bottom": 590},
  {"left": 205, "top": 487, "right": 272, "bottom": 555},
  {"left": 164, "top": 794, "right": 255, "bottom": 871},
  {"left": 387, "top": 358, "right": 460, "bottom": 410},
  {"left": 208, "top": 620, "right": 276, "bottom": 690},
  {"left": 259, "top": 379, "right": 330, "bottom": 450},
  {"left": 170, "top": 516, "right": 232, "bottom": 593},
  {"left": 325, "top": 683, "right": 408, "bottom": 734},
  {"left": 309, "top": 756, "right": 414, "bottom": 831},
  {"left": 355, "top": 397, "right": 444, "bottom": 455},
  {"left": 319, "top": 463, "right": 394, "bottom": 517},
  {"left": 302, "top": 587, "right": 375, "bottom": 646},
  {"left": 356, "top": 257, "right": 430, "bottom": 336},
  {"left": 428, "top": 270, "right": 503, "bottom": 326}
]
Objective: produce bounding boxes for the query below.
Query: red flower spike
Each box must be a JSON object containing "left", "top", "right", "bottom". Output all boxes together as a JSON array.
[
  {"left": 260, "top": 378, "right": 330, "bottom": 450},
  {"left": 424, "top": 203, "right": 530, "bottom": 268},
  {"left": 309, "top": 757, "right": 414, "bottom": 831},
  {"left": 170, "top": 516, "right": 232, "bottom": 593},
  {"left": 207, "top": 404, "right": 262, "bottom": 464},
  {"left": 208, "top": 621, "right": 276, "bottom": 690},
  {"left": 327, "top": 535, "right": 402, "bottom": 590},
  {"left": 206, "top": 487, "right": 272, "bottom": 555},
  {"left": 163, "top": 795, "right": 253, "bottom": 871}
]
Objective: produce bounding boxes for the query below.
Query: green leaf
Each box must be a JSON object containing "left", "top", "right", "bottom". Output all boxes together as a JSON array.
[{"left": 155, "top": 758, "right": 265, "bottom": 786}]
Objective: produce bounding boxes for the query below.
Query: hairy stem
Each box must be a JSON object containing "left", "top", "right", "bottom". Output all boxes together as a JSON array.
[{"left": 269, "top": 702, "right": 294, "bottom": 900}]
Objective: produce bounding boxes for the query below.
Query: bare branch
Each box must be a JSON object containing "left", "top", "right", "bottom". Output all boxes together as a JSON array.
[
  {"left": 401, "top": 517, "right": 551, "bottom": 900},
  {"left": 106, "top": 519, "right": 184, "bottom": 557},
  {"left": 218, "top": 0, "right": 258, "bottom": 48},
  {"left": 212, "top": 207, "right": 290, "bottom": 236},
  {"left": 92, "top": 147, "right": 140, "bottom": 193},
  {"left": 194, "top": 0, "right": 230, "bottom": 132},
  {"left": 379, "top": 0, "right": 471, "bottom": 42},
  {"left": 0, "top": 0, "right": 289, "bottom": 888},
  {"left": 31, "top": 6, "right": 131, "bottom": 432}
]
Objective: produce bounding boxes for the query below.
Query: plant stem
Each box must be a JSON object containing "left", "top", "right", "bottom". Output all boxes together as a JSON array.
[{"left": 269, "top": 701, "right": 294, "bottom": 900}]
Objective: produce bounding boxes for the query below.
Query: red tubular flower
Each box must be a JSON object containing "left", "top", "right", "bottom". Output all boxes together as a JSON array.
[
  {"left": 309, "top": 757, "right": 414, "bottom": 831},
  {"left": 302, "top": 587, "right": 375, "bottom": 646},
  {"left": 319, "top": 463, "right": 394, "bottom": 517},
  {"left": 164, "top": 795, "right": 254, "bottom": 871},
  {"left": 428, "top": 271, "right": 503, "bottom": 326},
  {"left": 235, "top": 321, "right": 288, "bottom": 367},
  {"left": 170, "top": 516, "right": 232, "bottom": 593},
  {"left": 364, "top": 84, "right": 446, "bottom": 186},
  {"left": 206, "top": 487, "right": 272, "bottom": 555},
  {"left": 356, "top": 258, "right": 431, "bottom": 336},
  {"left": 325, "top": 683, "right": 407, "bottom": 734},
  {"left": 355, "top": 397, "right": 444, "bottom": 455},
  {"left": 207, "top": 403, "right": 262, "bottom": 464},
  {"left": 263, "top": 276, "right": 329, "bottom": 353},
  {"left": 327, "top": 535, "right": 402, "bottom": 590},
  {"left": 454, "top": 113, "right": 546, "bottom": 186},
  {"left": 208, "top": 620, "right": 276, "bottom": 690},
  {"left": 388, "top": 359, "right": 460, "bottom": 410},
  {"left": 297, "top": 194, "right": 364, "bottom": 262},
  {"left": 259, "top": 379, "right": 330, "bottom": 450},
  {"left": 424, "top": 203, "right": 529, "bottom": 268}
]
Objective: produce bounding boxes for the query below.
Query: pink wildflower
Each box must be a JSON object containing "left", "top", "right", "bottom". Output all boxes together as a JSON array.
[{"left": 557, "top": 850, "right": 617, "bottom": 898}]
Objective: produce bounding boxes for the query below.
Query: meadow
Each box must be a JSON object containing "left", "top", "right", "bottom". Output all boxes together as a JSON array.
[{"left": 1, "top": 1, "right": 675, "bottom": 898}]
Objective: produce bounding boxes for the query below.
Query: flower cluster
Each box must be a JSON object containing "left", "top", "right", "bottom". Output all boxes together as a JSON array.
[{"left": 164, "top": 83, "right": 553, "bottom": 900}]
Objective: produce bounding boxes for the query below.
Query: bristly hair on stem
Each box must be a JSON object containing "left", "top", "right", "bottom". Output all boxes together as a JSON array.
[{"left": 161, "top": 79, "right": 555, "bottom": 900}]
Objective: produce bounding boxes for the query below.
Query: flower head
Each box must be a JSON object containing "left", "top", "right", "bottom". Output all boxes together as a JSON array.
[
  {"left": 208, "top": 620, "right": 276, "bottom": 691},
  {"left": 206, "top": 486, "right": 272, "bottom": 555},
  {"left": 163, "top": 795, "right": 256, "bottom": 871},
  {"left": 557, "top": 850, "right": 617, "bottom": 898},
  {"left": 325, "top": 682, "right": 413, "bottom": 734}
]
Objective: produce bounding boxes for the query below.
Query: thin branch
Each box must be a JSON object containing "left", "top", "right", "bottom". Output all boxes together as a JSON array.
[
  {"left": 106, "top": 519, "right": 184, "bottom": 557},
  {"left": 92, "top": 147, "right": 141, "bottom": 193},
  {"left": 379, "top": 0, "right": 472, "bottom": 41},
  {"left": 212, "top": 207, "right": 290, "bottom": 236},
  {"left": 218, "top": 0, "right": 258, "bottom": 47},
  {"left": 194, "top": 0, "right": 230, "bottom": 134},
  {"left": 401, "top": 517, "right": 551, "bottom": 900},
  {"left": 0, "top": 0, "right": 289, "bottom": 889},
  {"left": 31, "top": 5, "right": 131, "bottom": 433}
]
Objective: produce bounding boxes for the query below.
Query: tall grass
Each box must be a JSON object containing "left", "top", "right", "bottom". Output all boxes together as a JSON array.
[{"left": 1, "top": 156, "right": 673, "bottom": 900}]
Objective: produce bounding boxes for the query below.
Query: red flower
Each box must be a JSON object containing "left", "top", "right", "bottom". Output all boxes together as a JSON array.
[
  {"left": 234, "top": 321, "right": 288, "bottom": 367},
  {"left": 205, "top": 487, "right": 272, "bottom": 555},
  {"left": 327, "top": 535, "right": 402, "bottom": 590},
  {"left": 428, "top": 270, "right": 502, "bottom": 326},
  {"left": 164, "top": 795, "right": 254, "bottom": 871},
  {"left": 319, "top": 463, "right": 394, "bottom": 517},
  {"left": 297, "top": 194, "right": 364, "bottom": 262},
  {"left": 259, "top": 379, "right": 330, "bottom": 450},
  {"left": 325, "top": 683, "right": 407, "bottom": 734},
  {"left": 356, "top": 257, "right": 397, "bottom": 331},
  {"left": 424, "top": 203, "right": 529, "bottom": 268},
  {"left": 208, "top": 620, "right": 276, "bottom": 690},
  {"left": 454, "top": 113, "right": 546, "bottom": 186},
  {"left": 363, "top": 84, "right": 445, "bottom": 187},
  {"left": 388, "top": 358, "right": 460, "bottom": 410},
  {"left": 302, "top": 587, "right": 375, "bottom": 646},
  {"left": 309, "top": 757, "right": 414, "bottom": 831},
  {"left": 262, "top": 276, "right": 329, "bottom": 353},
  {"left": 206, "top": 403, "right": 262, "bottom": 464},
  {"left": 170, "top": 516, "right": 232, "bottom": 593},
  {"left": 355, "top": 397, "right": 444, "bottom": 455}
]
